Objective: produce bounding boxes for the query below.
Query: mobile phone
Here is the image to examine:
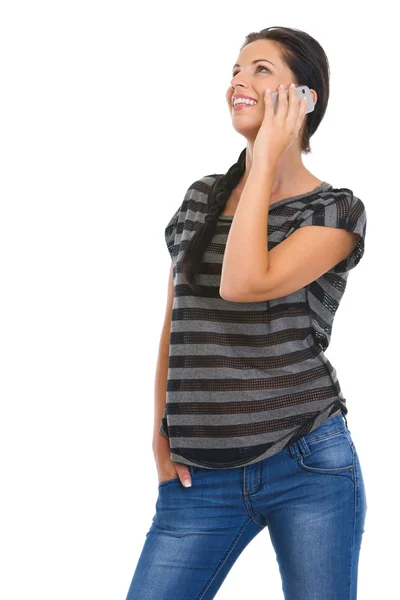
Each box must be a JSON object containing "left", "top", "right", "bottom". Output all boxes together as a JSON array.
[{"left": 271, "top": 85, "right": 315, "bottom": 114}]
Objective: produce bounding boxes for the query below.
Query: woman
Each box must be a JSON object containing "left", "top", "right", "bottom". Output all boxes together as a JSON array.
[{"left": 125, "top": 26, "right": 367, "bottom": 600}]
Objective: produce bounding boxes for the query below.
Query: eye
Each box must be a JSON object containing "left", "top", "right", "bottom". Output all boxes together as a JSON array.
[{"left": 232, "top": 65, "right": 271, "bottom": 77}]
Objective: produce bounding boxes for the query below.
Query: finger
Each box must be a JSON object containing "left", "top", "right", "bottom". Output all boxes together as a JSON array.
[
  {"left": 276, "top": 83, "right": 288, "bottom": 122},
  {"left": 175, "top": 463, "right": 192, "bottom": 487},
  {"left": 286, "top": 84, "right": 302, "bottom": 127},
  {"left": 286, "top": 85, "right": 306, "bottom": 136},
  {"left": 264, "top": 88, "right": 274, "bottom": 118},
  {"left": 295, "top": 95, "right": 308, "bottom": 132}
]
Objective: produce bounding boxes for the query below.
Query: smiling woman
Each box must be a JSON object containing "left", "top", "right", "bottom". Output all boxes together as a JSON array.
[{"left": 125, "top": 25, "right": 368, "bottom": 600}]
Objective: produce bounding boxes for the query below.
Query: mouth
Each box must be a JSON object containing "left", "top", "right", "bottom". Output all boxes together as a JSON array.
[{"left": 232, "top": 102, "right": 258, "bottom": 112}]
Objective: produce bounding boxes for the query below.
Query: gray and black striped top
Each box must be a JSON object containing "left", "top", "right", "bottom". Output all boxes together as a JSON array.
[{"left": 159, "top": 174, "right": 367, "bottom": 470}]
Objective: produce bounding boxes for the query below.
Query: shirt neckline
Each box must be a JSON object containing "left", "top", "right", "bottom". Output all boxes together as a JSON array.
[{"left": 217, "top": 181, "right": 333, "bottom": 220}]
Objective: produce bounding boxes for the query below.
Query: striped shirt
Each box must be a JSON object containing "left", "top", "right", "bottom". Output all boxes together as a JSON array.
[{"left": 159, "top": 175, "right": 367, "bottom": 470}]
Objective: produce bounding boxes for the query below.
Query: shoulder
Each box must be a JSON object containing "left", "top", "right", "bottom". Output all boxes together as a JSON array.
[
  {"left": 165, "top": 174, "right": 221, "bottom": 243},
  {"left": 297, "top": 185, "right": 367, "bottom": 223},
  {"left": 180, "top": 173, "right": 222, "bottom": 215},
  {"left": 302, "top": 185, "right": 361, "bottom": 206},
  {"left": 187, "top": 173, "right": 221, "bottom": 194}
]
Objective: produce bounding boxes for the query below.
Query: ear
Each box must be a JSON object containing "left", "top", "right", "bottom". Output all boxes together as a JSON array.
[{"left": 310, "top": 88, "right": 318, "bottom": 107}]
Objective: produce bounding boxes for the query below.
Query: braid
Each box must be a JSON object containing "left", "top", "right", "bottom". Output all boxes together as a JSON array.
[{"left": 181, "top": 148, "right": 246, "bottom": 294}]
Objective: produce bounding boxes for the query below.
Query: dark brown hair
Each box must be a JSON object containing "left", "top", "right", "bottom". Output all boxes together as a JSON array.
[{"left": 181, "top": 26, "right": 330, "bottom": 293}]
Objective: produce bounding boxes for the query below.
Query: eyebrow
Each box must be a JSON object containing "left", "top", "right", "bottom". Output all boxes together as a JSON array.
[{"left": 232, "top": 58, "right": 275, "bottom": 71}]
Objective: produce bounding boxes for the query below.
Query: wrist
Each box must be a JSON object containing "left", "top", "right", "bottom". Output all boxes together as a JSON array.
[
  {"left": 152, "top": 432, "right": 170, "bottom": 456},
  {"left": 251, "top": 158, "right": 278, "bottom": 174}
]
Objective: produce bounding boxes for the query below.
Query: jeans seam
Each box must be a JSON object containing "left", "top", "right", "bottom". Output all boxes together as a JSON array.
[
  {"left": 349, "top": 458, "right": 357, "bottom": 599},
  {"left": 297, "top": 459, "right": 354, "bottom": 474},
  {"left": 196, "top": 517, "right": 254, "bottom": 600},
  {"left": 353, "top": 444, "right": 359, "bottom": 511},
  {"left": 243, "top": 493, "right": 265, "bottom": 529},
  {"left": 307, "top": 429, "right": 344, "bottom": 444},
  {"left": 343, "top": 429, "right": 355, "bottom": 450}
]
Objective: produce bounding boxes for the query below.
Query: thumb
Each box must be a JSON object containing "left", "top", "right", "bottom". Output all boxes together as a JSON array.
[{"left": 174, "top": 462, "right": 192, "bottom": 487}]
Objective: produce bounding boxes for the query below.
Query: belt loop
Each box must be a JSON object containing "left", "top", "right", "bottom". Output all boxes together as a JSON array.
[
  {"left": 289, "top": 436, "right": 310, "bottom": 459},
  {"left": 289, "top": 440, "right": 301, "bottom": 460},
  {"left": 297, "top": 436, "right": 311, "bottom": 457}
]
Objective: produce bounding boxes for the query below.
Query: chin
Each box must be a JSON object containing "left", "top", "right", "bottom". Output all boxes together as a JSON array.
[{"left": 231, "top": 118, "right": 261, "bottom": 138}]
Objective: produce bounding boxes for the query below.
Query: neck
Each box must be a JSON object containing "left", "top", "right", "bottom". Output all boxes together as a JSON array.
[{"left": 241, "top": 141, "right": 312, "bottom": 196}]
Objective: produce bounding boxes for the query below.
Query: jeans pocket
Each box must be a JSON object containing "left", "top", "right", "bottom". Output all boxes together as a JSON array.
[
  {"left": 158, "top": 465, "right": 197, "bottom": 487},
  {"left": 158, "top": 475, "right": 180, "bottom": 487},
  {"left": 297, "top": 430, "right": 355, "bottom": 474}
]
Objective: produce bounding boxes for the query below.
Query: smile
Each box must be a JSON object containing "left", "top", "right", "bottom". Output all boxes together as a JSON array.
[
  {"left": 233, "top": 103, "right": 257, "bottom": 111},
  {"left": 233, "top": 104, "right": 256, "bottom": 111}
]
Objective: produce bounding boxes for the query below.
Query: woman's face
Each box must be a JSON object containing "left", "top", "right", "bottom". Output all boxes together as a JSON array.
[{"left": 225, "top": 39, "right": 313, "bottom": 139}]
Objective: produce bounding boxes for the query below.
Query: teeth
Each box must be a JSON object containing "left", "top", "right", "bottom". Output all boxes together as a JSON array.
[{"left": 233, "top": 98, "right": 257, "bottom": 106}]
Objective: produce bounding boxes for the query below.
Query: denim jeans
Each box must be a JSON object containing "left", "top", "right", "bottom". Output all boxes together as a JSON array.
[{"left": 125, "top": 411, "right": 367, "bottom": 599}]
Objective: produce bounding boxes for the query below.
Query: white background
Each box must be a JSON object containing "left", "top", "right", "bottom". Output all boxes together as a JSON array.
[{"left": 0, "top": 1, "right": 397, "bottom": 598}]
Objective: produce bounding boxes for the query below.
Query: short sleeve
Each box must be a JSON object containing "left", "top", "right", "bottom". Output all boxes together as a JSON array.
[
  {"left": 295, "top": 189, "right": 367, "bottom": 273},
  {"left": 164, "top": 205, "right": 181, "bottom": 259},
  {"left": 164, "top": 174, "right": 219, "bottom": 260}
]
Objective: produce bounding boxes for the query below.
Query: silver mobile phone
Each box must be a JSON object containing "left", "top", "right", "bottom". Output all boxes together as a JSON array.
[{"left": 271, "top": 85, "right": 315, "bottom": 114}]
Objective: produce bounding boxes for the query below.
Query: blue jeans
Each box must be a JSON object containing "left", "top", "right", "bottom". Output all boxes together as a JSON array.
[{"left": 125, "top": 411, "right": 367, "bottom": 599}]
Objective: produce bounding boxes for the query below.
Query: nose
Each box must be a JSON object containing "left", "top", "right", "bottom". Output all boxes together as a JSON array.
[{"left": 230, "top": 72, "right": 251, "bottom": 90}]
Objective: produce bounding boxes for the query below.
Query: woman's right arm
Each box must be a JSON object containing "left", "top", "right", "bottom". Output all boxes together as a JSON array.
[
  {"left": 152, "top": 261, "right": 175, "bottom": 457},
  {"left": 151, "top": 262, "right": 193, "bottom": 487}
]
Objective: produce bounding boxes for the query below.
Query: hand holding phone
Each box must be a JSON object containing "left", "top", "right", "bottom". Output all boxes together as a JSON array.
[
  {"left": 252, "top": 84, "right": 311, "bottom": 167},
  {"left": 271, "top": 85, "right": 314, "bottom": 114}
]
